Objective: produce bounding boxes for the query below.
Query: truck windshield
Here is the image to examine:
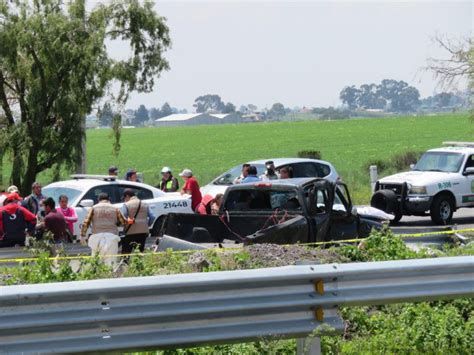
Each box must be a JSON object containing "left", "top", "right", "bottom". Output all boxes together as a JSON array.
[
  {"left": 224, "top": 188, "right": 301, "bottom": 211},
  {"left": 413, "top": 152, "right": 464, "bottom": 173}
]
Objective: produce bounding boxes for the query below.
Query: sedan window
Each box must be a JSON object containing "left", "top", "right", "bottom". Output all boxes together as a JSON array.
[
  {"left": 81, "top": 185, "right": 117, "bottom": 204},
  {"left": 288, "top": 163, "right": 331, "bottom": 178},
  {"left": 118, "top": 185, "right": 154, "bottom": 201}
]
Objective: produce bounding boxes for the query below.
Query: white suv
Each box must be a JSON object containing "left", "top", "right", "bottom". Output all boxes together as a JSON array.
[
  {"left": 42, "top": 175, "right": 193, "bottom": 238},
  {"left": 371, "top": 142, "right": 474, "bottom": 224},
  {"left": 200, "top": 158, "right": 340, "bottom": 197}
]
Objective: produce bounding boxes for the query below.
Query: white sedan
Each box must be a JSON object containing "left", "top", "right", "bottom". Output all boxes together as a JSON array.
[{"left": 42, "top": 175, "right": 193, "bottom": 238}]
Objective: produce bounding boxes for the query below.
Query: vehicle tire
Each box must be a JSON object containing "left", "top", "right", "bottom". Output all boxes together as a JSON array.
[
  {"left": 430, "top": 194, "right": 454, "bottom": 225},
  {"left": 390, "top": 212, "right": 403, "bottom": 224},
  {"left": 370, "top": 189, "right": 398, "bottom": 213},
  {"left": 150, "top": 216, "right": 166, "bottom": 237}
]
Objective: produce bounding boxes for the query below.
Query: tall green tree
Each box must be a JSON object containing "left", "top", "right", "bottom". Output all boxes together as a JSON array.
[
  {"left": 268, "top": 102, "right": 286, "bottom": 118},
  {"left": 133, "top": 104, "right": 149, "bottom": 126},
  {"left": 97, "top": 102, "right": 115, "bottom": 127},
  {"left": 160, "top": 102, "right": 172, "bottom": 117},
  {"left": 0, "top": 0, "right": 171, "bottom": 193}
]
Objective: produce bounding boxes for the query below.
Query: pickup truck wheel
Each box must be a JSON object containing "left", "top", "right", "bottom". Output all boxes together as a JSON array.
[
  {"left": 151, "top": 216, "right": 166, "bottom": 237},
  {"left": 430, "top": 195, "right": 454, "bottom": 225}
]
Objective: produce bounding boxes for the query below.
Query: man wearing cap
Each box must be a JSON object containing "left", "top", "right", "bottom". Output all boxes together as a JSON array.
[
  {"left": 108, "top": 166, "right": 118, "bottom": 176},
  {"left": 0, "top": 192, "right": 37, "bottom": 247},
  {"left": 0, "top": 185, "right": 16, "bottom": 206},
  {"left": 179, "top": 169, "right": 202, "bottom": 211},
  {"left": 159, "top": 167, "right": 179, "bottom": 192},
  {"left": 120, "top": 189, "right": 156, "bottom": 254},
  {"left": 22, "top": 182, "right": 45, "bottom": 215},
  {"left": 260, "top": 161, "right": 279, "bottom": 181},
  {"left": 125, "top": 168, "right": 141, "bottom": 182}
]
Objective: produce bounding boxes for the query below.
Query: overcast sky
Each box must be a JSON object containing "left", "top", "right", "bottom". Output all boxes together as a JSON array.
[{"left": 114, "top": 0, "right": 472, "bottom": 111}]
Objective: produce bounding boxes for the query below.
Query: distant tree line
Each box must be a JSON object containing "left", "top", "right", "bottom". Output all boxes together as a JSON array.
[
  {"left": 340, "top": 79, "right": 468, "bottom": 114},
  {"left": 340, "top": 79, "right": 421, "bottom": 113},
  {"left": 101, "top": 79, "right": 468, "bottom": 127}
]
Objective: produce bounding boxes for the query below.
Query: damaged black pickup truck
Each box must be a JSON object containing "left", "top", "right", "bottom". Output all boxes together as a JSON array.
[{"left": 160, "top": 178, "right": 389, "bottom": 245}]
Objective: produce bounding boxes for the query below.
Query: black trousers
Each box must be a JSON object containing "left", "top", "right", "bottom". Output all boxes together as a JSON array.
[{"left": 121, "top": 233, "right": 148, "bottom": 254}]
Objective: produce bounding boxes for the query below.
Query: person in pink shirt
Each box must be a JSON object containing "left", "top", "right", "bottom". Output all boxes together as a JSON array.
[{"left": 56, "top": 194, "right": 78, "bottom": 236}]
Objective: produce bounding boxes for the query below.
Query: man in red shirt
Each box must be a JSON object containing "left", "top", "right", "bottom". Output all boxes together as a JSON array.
[
  {"left": 179, "top": 169, "right": 202, "bottom": 211},
  {"left": 0, "top": 192, "right": 37, "bottom": 247}
]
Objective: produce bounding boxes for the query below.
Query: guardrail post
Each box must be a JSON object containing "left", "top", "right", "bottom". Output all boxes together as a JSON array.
[
  {"left": 369, "top": 165, "right": 378, "bottom": 192},
  {"left": 297, "top": 337, "right": 321, "bottom": 355}
]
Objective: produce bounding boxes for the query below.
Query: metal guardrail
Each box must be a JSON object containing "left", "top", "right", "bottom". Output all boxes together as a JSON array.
[{"left": 0, "top": 256, "right": 473, "bottom": 353}]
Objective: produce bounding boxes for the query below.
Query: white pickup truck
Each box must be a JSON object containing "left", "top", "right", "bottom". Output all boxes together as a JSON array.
[
  {"left": 371, "top": 142, "right": 474, "bottom": 224},
  {"left": 42, "top": 175, "right": 193, "bottom": 238}
]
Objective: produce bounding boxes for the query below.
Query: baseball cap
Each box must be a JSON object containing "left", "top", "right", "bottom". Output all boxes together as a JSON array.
[
  {"left": 179, "top": 169, "right": 193, "bottom": 177},
  {"left": 161, "top": 166, "right": 172, "bottom": 174},
  {"left": 265, "top": 160, "right": 275, "bottom": 167},
  {"left": 7, "top": 185, "right": 19, "bottom": 193},
  {"left": 108, "top": 166, "right": 118, "bottom": 174}
]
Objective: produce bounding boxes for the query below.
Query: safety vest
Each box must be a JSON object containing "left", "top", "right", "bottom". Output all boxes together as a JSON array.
[
  {"left": 90, "top": 202, "right": 120, "bottom": 235},
  {"left": 124, "top": 197, "right": 149, "bottom": 235}
]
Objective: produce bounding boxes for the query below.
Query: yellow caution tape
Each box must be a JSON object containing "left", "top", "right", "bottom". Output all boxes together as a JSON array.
[{"left": 0, "top": 228, "right": 472, "bottom": 264}]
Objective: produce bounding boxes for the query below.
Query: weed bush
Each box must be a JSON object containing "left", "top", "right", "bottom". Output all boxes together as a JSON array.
[
  {"left": 297, "top": 150, "right": 322, "bottom": 159},
  {"left": 391, "top": 150, "right": 423, "bottom": 171}
]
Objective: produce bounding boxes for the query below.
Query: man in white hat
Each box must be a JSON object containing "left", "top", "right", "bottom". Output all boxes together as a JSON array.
[
  {"left": 0, "top": 185, "right": 19, "bottom": 206},
  {"left": 159, "top": 167, "right": 179, "bottom": 192},
  {"left": 179, "top": 169, "right": 202, "bottom": 211}
]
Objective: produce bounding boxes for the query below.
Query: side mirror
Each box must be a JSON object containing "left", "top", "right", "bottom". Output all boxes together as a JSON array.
[
  {"left": 410, "top": 164, "right": 415, "bottom": 170},
  {"left": 464, "top": 167, "right": 474, "bottom": 175},
  {"left": 78, "top": 199, "right": 94, "bottom": 208},
  {"left": 351, "top": 206, "right": 358, "bottom": 217}
]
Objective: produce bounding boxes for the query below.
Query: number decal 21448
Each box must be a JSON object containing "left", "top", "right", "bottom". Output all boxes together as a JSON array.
[{"left": 163, "top": 201, "right": 188, "bottom": 209}]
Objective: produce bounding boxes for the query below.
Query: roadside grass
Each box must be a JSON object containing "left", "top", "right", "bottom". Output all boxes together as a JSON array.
[{"left": 1, "top": 113, "right": 472, "bottom": 203}]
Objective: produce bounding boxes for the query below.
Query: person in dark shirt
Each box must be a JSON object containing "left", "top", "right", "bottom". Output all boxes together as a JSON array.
[
  {"left": 43, "top": 197, "right": 68, "bottom": 243},
  {"left": 0, "top": 192, "right": 36, "bottom": 247}
]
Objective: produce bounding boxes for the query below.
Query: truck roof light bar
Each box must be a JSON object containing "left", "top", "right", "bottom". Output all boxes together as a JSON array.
[
  {"left": 442, "top": 141, "right": 474, "bottom": 148},
  {"left": 70, "top": 174, "right": 117, "bottom": 181}
]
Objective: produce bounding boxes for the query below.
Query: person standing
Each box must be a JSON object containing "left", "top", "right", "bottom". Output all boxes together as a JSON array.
[
  {"left": 108, "top": 166, "right": 119, "bottom": 176},
  {"left": 125, "top": 168, "right": 141, "bottom": 182},
  {"left": 0, "top": 192, "right": 36, "bottom": 247},
  {"left": 23, "top": 182, "right": 45, "bottom": 215},
  {"left": 159, "top": 167, "right": 179, "bottom": 192},
  {"left": 56, "top": 194, "right": 78, "bottom": 237},
  {"left": 80, "top": 192, "right": 126, "bottom": 244},
  {"left": 260, "top": 161, "right": 279, "bottom": 181},
  {"left": 120, "top": 189, "right": 155, "bottom": 254},
  {"left": 43, "top": 197, "right": 69, "bottom": 243},
  {"left": 279, "top": 166, "right": 293, "bottom": 179},
  {"left": 241, "top": 165, "right": 261, "bottom": 183},
  {"left": 179, "top": 169, "right": 202, "bottom": 211},
  {"left": 233, "top": 164, "right": 250, "bottom": 184}
]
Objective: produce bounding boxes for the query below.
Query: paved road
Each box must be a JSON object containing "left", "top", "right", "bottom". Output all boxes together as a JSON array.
[{"left": 394, "top": 208, "right": 474, "bottom": 231}]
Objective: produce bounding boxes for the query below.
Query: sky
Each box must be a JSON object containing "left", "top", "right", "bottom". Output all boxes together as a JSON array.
[{"left": 108, "top": 0, "right": 473, "bottom": 111}]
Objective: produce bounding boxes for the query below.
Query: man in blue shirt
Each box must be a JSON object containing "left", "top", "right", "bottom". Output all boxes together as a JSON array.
[{"left": 241, "top": 165, "right": 261, "bottom": 183}]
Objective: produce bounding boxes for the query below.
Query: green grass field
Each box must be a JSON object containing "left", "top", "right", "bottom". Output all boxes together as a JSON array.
[{"left": 2, "top": 114, "right": 473, "bottom": 203}]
